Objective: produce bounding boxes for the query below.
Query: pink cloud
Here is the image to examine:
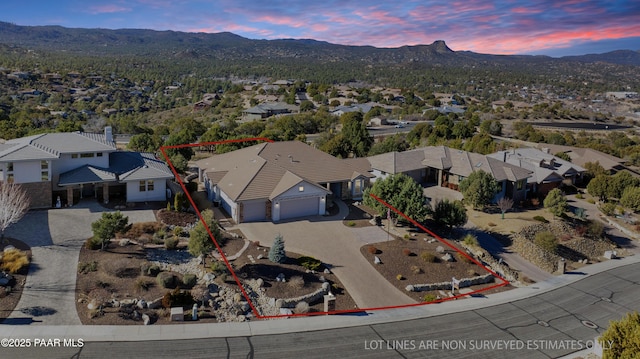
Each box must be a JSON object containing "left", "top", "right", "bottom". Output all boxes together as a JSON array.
[{"left": 511, "top": 7, "right": 542, "bottom": 14}]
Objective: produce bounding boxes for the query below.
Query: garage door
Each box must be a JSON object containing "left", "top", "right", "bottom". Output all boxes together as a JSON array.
[
  {"left": 242, "top": 201, "right": 266, "bottom": 222},
  {"left": 279, "top": 197, "right": 319, "bottom": 220}
]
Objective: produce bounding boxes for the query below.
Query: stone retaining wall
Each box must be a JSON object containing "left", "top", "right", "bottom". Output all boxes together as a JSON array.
[
  {"left": 511, "top": 234, "right": 560, "bottom": 273},
  {"left": 459, "top": 242, "right": 521, "bottom": 284},
  {"left": 275, "top": 282, "right": 330, "bottom": 308},
  {"left": 405, "top": 274, "right": 494, "bottom": 292}
]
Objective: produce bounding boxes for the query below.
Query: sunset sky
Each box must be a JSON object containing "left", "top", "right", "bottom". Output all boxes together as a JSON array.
[{"left": 2, "top": 0, "right": 639, "bottom": 56}]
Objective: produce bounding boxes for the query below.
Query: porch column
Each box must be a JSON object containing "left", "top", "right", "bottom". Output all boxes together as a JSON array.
[
  {"left": 67, "top": 186, "right": 74, "bottom": 207},
  {"left": 103, "top": 183, "right": 109, "bottom": 204}
]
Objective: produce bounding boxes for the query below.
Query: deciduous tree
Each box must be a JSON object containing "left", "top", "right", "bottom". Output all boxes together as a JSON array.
[{"left": 0, "top": 182, "right": 30, "bottom": 241}]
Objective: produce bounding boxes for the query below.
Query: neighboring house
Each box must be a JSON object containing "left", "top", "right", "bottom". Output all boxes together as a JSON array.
[
  {"left": 538, "top": 144, "right": 635, "bottom": 176},
  {"left": 0, "top": 128, "right": 174, "bottom": 208},
  {"left": 488, "top": 148, "right": 586, "bottom": 196},
  {"left": 367, "top": 146, "right": 532, "bottom": 203},
  {"left": 194, "top": 141, "right": 373, "bottom": 223},
  {"left": 193, "top": 93, "right": 220, "bottom": 111},
  {"left": 330, "top": 103, "right": 374, "bottom": 117},
  {"left": 242, "top": 102, "right": 298, "bottom": 120}
]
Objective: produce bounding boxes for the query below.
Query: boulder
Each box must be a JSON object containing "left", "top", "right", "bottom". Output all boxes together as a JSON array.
[
  {"left": 436, "top": 246, "right": 445, "bottom": 253},
  {"left": 120, "top": 299, "right": 137, "bottom": 307},
  {"left": 374, "top": 256, "right": 382, "bottom": 264},
  {"left": 136, "top": 299, "right": 147, "bottom": 309},
  {"left": 147, "top": 298, "right": 163, "bottom": 310},
  {"left": 441, "top": 253, "right": 454, "bottom": 262},
  {"left": 87, "top": 300, "right": 97, "bottom": 310},
  {"left": 142, "top": 313, "right": 151, "bottom": 325},
  {"left": 323, "top": 268, "right": 331, "bottom": 274}
]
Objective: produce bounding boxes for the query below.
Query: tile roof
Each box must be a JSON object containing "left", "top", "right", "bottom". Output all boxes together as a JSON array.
[{"left": 194, "top": 141, "right": 367, "bottom": 201}]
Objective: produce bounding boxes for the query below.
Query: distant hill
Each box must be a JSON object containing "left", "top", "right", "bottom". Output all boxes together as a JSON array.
[{"left": 0, "top": 21, "right": 638, "bottom": 67}]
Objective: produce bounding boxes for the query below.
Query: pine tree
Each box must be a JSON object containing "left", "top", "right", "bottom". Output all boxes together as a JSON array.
[{"left": 269, "top": 234, "right": 286, "bottom": 263}]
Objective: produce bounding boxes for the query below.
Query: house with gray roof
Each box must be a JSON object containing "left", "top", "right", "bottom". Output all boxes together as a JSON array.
[
  {"left": 367, "top": 146, "right": 532, "bottom": 203},
  {"left": 242, "top": 102, "right": 298, "bottom": 121},
  {"left": 0, "top": 128, "right": 174, "bottom": 208},
  {"left": 193, "top": 141, "right": 373, "bottom": 223},
  {"left": 488, "top": 148, "right": 586, "bottom": 196}
]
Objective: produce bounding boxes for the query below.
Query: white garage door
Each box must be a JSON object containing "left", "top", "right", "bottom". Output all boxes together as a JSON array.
[
  {"left": 242, "top": 201, "right": 266, "bottom": 222},
  {"left": 279, "top": 197, "right": 319, "bottom": 220}
]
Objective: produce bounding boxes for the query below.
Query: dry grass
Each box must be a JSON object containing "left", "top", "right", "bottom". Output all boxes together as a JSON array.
[{"left": 0, "top": 248, "right": 30, "bottom": 274}]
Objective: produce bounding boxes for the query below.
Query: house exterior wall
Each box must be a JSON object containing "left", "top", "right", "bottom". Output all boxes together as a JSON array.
[
  {"left": 19, "top": 181, "right": 52, "bottom": 208},
  {"left": 125, "top": 180, "right": 167, "bottom": 202},
  {"left": 10, "top": 160, "right": 42, "bottom": 183},
  {"left": 219, "top": 190, "right": 239, "bottom": 223},
  {"left": 51, "top": 152, "right": 111, "bottom": 177}
]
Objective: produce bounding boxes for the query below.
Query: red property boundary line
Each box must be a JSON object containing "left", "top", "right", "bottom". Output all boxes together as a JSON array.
[{"left": 160, "top": 138, "right": 508, "bottom": 319}]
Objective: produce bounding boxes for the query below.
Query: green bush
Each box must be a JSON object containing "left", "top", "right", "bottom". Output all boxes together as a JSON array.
[
  {"left": 85, "top": 237, "right": 102, "bottom": 250},
  {"left": 297, "top": 256, "right": 323, "bottom": 271},
  {"left": 164, "top": 236, "right": 179, "bottom": 250},
  {"left": 421, "top": 251, "right": 438, "bottom": 263},
  {"left": 157, "top": 272, "right": 177, "bottom": 289},
  {"left": 423, "top": 294, "right": 437, "bottom": 302},
  {"left": 600, "top": 202, "right": 616, "bottom": 216},
  {"left": 587, "top": 198, "right": 596, "bottom": 204},
  {"left": 346, "top": 221, "right": 356, "bottom": 227},
  {"left": 141, "top": 262, "right": 161, "bottom": 277},
  {"left": 534, "top": 231, "right": 558, "bottom": 254},
  {"left": 587, "top": 219, "right": 605, "bottom": 239},
  {"left": 182, "top": 273, "right": 197, "bottom": 288},
  {"left": 209, "top": 261, "right": 228, "bottom": 275},
  {"left": 78, "top": 261, "right": 98, "bottom": 274},
  {"left": 173, "top": 226, "right": 184, "bottom": 237},
  {"left": 134, "top": 278, "right": 153, "bottom": 291},
  {"left": 575, "top": 193, "right": 584, "bottom": 199},
  {"left": 162, "top": 288, "right": 194, "bottom": 308},
  {"left": 533, "top": 215, "right": 549, "bottom": 223},
  {"left": 462, "top": 234, "right": 479, "bottom": 247}
]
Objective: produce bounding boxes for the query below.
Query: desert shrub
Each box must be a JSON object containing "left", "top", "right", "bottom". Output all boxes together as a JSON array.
[
  {"left": 423, "top": 294, "right": 437, "bottom": 302},
  {"left": 346, "top": 221, "right": 356, "bottom": 227},
  {"left": 600, "top": 202, "right": 616, "bottom": 216},
  {"left": 367, "top": 245, "right": 379, "bottom": 254},
  {"left": 164, "top": 236, "right": 179, "bottom": 250},
  {"left": 182, "top": 273, "right": 197, "bottom": 288},
  {"left": 457, "top": 252, "right": 474, "bottom": 264},
  {"left": 209, "top": 261, "right": 228, "bottom": 275},
  {"left": 162, "top": 288, "right": 194, "bottom": 308},
  {"left": 288, "top": 275, "right": 305, "bottom": 289},
  {"left": 154, "top": 228, "right": 167, "bottom": 240},
  {"left": 157, "top": 272, "right": 178, "bottom": 289},
  {"left": 85, "top": 237, "right": 101, "bottom": 250},
  {"left": 297, "top": 256, "right": 323, "bottom": 271},
  {"left": 575, "top": 193, "right": 584, "bottom": 199},
  {"left": 421, "top": 251, "right": 438, "bottom": 263},
  {"left": 124, "top": 222, "right": 162, "bottom": 239},
  {"left": 403, "top": 234, "right": 410, "bottom": 240},
  {"left": 487, "top": 222, "right": 497, "bottom": 227},
  {"left": 587, "top": 219, "right": 605, "bottom": 239},
  {"left": 95, "top": 279, "right": 110, "bottom": 289},
  {"left": 575, "top": 225, "right": 587, "bottom": 237},
  {"left": 134, "top": 278, "right": 153, "bottom": 291},
  {"left": 587, "top": 198, "right": 596, "bottom": 204},
  {"left": 78, "top": 261, "right": 98, "bottom": 274},
  {"left": 534, "top": 231, "right": 558, "bottom": 253},
  {"left": 402, "top": 248, "right": 412, "bottom": 256},
  {"left": 411, "top": 265, "right": 423, "bottom": 274},
  {"left": 0, "top": 249, "right": 30, "bottom": 274},
  {"left": 396, "top": 274, "right": 404, "bottom": 280},
  {"left": 533, "top": 215, "right": 549, "bottom": 223},
  {"left": 173, "top": 226, "right": 184, "bottom": 237},
  {"left": 103, "top": 258, "right": 138, "bottom": 278},
  {"left": 462, "top": 234, "right": 479, "bottom": 247},
  {"left": 294, "top": 301, "right": 310, "bottom": 314}
]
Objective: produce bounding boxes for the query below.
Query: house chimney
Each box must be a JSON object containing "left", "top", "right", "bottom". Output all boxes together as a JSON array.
[{"left": 104, "top": 126, "right": 113, "bottom": 143}]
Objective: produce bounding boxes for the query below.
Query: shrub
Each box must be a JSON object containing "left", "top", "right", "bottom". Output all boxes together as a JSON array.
[
  {"left": 162, "top": 288, "right": 194, "bottom": 308},
  {"left": 174, "top": 192, "right": 188, "bottom": 212},
  {"left": 600, "top": 202, "right": 616, "bottom": 216},
  {"left": 85, "top": 237, "right": 101, "bottom": 250},
  {"left": 462, "top": 234, "right": 479, "bottom": 247},
  {"left": 587, "top": 198, "right": 596, "bottom": 204},
  {"left": 421, "top": 251, "right": 438, "bottom": 263},
  {"left": 0, "top": 249, "right": 30, "bottom": 274},
  {"left": 367, "top": 245, "right": 379, "bottom": 254},
  {"left": 403, "top": 234, "right": 410, "bottom": 240},
  {"left": 587, "top": 220, "right": 605, "bottom": 239},
  {"left": 173, "top": 226, "right": 184, "bottom": 237},
  {"left": 575, "top": 193, "right": 584, "bottom": 199},
  {"left": 288, "top": 275, "right": 305, "bottom": 289},
  {"left": 164, "top": 236, "right": 179, "bottom": 250},
  {"left": 268, "top": 234, "right": 286, "bottom": 264},
  {"left": 423, "top": 294, "right": 437, "bottom": 302},
  {"left": 402, "top": 248, "right": 412, "bottom": 256},
  {"left": 533, "top": 215, "right": 549, "bottom": 223},
  {"left": 154, "top": 228, "right": 167, "bottom": 240},
  {"left": 78, "top": 261, "right": 98, "bottom": 274},
  {"left": 294, "top": 301, "right": 310, "bottom": 314},
  {"left": 396, "top": 274, "right": 404, "bottom": 280},
  {"left": 134, "top": 278, "right": 153, "bottom": 291},
  {"left": 123, "top": 222, "right": 162, "bottom": 239},
  {"left": 457, "top": 252, "right": 474, "bottom": 264},
  {"left": 346, "top": 221, "right": 356, "bottom": 227},
  {"left": 575, "top": 225, "right": 587, "bottom": 237},
  {"left": 534, "top": 231, "right": 558, "bottom": 254},
  {"left": 411, "top": 265, "right": 423, "bottom": 274},
  {"left": 103, "top": 258, "right": 138, "bottom": 278},
  {"left": 157, "top": 272, "right": 177, "bottom": 289},
  {"left": 182, "top": 273, "right": 197, "bottom": 288},
  {"left": 297, "top": 256, "right": 323, "bottom": 271},
  {"left": 209, "top": 261, "right": 228, "bottom": 275}
]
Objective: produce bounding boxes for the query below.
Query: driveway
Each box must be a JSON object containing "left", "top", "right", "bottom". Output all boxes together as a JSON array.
[
  {"left": 234, "top": 201, "right": 416, "bottom": 309},
  {"left": 4, "top": 200, "right": 156, "bottom": 325}
]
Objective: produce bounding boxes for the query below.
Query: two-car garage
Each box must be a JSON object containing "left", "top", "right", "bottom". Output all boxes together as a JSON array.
[
  {"left": 278, "top": 197, "right": 320, "bottom": 220},
  {"left": 232, "top": 196, "right": 323, "bottom": 223}
]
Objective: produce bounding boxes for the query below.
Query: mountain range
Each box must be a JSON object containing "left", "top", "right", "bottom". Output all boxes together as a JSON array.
[{"left": 1, "top": 21, "right": 639, "bottom": 67}]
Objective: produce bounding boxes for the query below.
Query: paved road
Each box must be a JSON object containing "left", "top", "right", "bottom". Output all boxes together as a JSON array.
[
  {"left": 235, "top": 200, "right": 417, "bottom": 309},
  {"left": 4, "top": 200, "right": 156, "bottom": 325},
  {"left": 2, "top": 256, "right": 638, "bottom": 358}
]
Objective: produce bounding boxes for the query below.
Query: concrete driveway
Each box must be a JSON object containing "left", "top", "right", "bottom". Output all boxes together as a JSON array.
[
  {"left": 234, "top": 201, "right": 416, "bottom": 309},
  {"left": 4, "top": 200, "right": 156, "bottom": 325}
]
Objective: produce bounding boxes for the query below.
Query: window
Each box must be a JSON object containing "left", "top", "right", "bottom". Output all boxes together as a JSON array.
[
  {"left": 7, "top": 174, "right": 14, "bottom": 183},
  {"left": 139, "top": 181, "right": 146, "bottom": 192},
  {"left": 96, "top": 152, "right": 103, "bottom": 157},
  {"left": 80, "top": 153, "right": 95, "bottom": 158},
  {"left": 41, "top": 171, "right": 49, "bottom": 181},
  {"left": 41, "top": 160, "right": 48, "bottom": 170},
  {"left": 7, "top": 162, "right": 13, "bottom": 172},
  {"left": 516, "top": 180, "right": 524, "bottom": 190},
  {"left": 354, "top": 179, "right": 362, "bottom": 194},
  {"left": 71, "top": 154, "right": 78, "bottom": 159},
  {"left": 147, "top": 180, "right": 154, "bottom": 191},
  {"left": 298, "top": 186, "right": 304, "bottom": 192}
]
